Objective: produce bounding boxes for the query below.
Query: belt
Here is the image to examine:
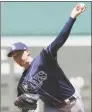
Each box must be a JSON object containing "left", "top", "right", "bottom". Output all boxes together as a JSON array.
[
  {"left": 64, "top": 96, "right": 76, "bottom": 105},
  {"left": 54, "top": 96, "right": 76, "bottom": 108}
]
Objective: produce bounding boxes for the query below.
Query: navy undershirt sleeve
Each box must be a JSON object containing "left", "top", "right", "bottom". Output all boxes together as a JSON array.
[{"left": 46, "top": 17, "right": 76, "bottom": 58}]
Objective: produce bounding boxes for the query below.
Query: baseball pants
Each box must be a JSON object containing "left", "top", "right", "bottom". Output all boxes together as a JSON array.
[{"left": 44, "top": 90, "right": 85, "bottom": 112}]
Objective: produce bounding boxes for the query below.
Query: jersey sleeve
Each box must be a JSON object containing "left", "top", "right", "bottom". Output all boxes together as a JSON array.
[{"left": 45, "top": 17, "right": 76, "bottom": 58}]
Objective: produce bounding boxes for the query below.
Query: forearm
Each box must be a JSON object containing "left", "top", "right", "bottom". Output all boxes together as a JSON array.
[
  {"left": 45, "top": 3, "right": 86, "bottom": 58},
  {"left": 49, "top": 17, "right": 76, "bottom": 54}
]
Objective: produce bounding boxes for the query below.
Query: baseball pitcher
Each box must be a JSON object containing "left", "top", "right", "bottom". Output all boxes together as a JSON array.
[{"left": 7, "top": 3, "right": 86, "bottom": 112}]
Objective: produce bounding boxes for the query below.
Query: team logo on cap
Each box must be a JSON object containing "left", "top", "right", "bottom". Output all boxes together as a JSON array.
[
  {"left": 12, "top": 45, "right": 16, "bottom": 50},
  {"left": 24, "top": 47, "right": 26, "bottom": 50}
]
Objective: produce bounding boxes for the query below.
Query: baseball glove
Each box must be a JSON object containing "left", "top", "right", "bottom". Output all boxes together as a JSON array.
[{"left": 14, "top": 93, "right": 39, "bottom": 110}]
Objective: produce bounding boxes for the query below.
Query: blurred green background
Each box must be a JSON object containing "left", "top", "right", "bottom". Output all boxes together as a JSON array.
[{"left": 1, "top": 2, "right": 91, "bottom": 36}]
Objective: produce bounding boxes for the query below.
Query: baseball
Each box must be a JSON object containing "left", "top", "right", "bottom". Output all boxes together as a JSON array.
[
  {"left": 76, "top": 3, "right": 85, "bottom": 11},
  {"left": 80, "top": 3, "right": 85, "bottom": 8}
]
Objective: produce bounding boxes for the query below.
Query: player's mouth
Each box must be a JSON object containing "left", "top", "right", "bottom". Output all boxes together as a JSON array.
[{"left": 19, "top": 62, "right": 24, "bottom": 66}]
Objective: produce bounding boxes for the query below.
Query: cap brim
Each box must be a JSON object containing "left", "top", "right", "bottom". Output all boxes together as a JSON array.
[{"left": 7, "top": 51, "right": 14, "bottom": 57}]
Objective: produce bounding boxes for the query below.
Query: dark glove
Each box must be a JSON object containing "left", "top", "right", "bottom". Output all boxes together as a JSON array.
[
  {"left": 14, "top": 93, "right": 39, "bottom": 110},
  {"left": 21, "top": 109, "right": 29, "bottom": 112}
]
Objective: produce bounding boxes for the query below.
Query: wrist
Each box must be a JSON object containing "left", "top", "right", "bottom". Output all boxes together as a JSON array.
[
  {"left": 70, "top": 13, "right": 78, "bottom": 19},
  {"left": 70, "top": 16, "right": 76, "bottom": 21},
  {"left": 70, "top": 15, "right": 76, "bottom": 19}
]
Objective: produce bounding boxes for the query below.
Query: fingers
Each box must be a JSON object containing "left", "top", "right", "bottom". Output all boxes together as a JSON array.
[
  {"left": 76, "top": 4, "right": 81, "bottom": 11},
  {"left": 81, "top": 5, "right": 86, "bottom": 12},
  {"left": 76, "top": 3, "right": 86, "bottom": 12},
  {"left": 70, "top": 3, "right": 86, "bottom": 18}
]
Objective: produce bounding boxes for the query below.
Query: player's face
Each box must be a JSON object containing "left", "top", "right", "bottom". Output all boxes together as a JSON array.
[{"left": 12, "top": 50, "right": 30, "bottom": 67}]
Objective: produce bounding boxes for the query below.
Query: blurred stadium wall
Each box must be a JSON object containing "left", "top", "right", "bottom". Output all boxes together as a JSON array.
[{"left": 1, "top": 2, "right": 91, "bottom": 112}]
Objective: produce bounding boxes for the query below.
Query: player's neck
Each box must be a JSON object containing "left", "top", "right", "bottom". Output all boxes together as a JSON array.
[{"left": 24, "top": 56, "right": 33, "bottom": 70}]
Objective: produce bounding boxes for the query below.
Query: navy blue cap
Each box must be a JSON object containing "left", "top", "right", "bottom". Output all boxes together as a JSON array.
[{"left": 7, "top": 42, "right": 28, "bottom": 57}]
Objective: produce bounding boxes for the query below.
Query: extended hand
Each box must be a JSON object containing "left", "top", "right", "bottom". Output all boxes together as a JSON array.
[{"left": 71, "top": 3, "right": 86, "bottom": 19}]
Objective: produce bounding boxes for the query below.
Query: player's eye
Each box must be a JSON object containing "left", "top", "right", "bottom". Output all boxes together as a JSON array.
[
  {"left": 17, "top": 53, "right": 22, "bottom": 57},
  {"left": 14, "top": 53, "right": 21, "bottom": 58}
]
